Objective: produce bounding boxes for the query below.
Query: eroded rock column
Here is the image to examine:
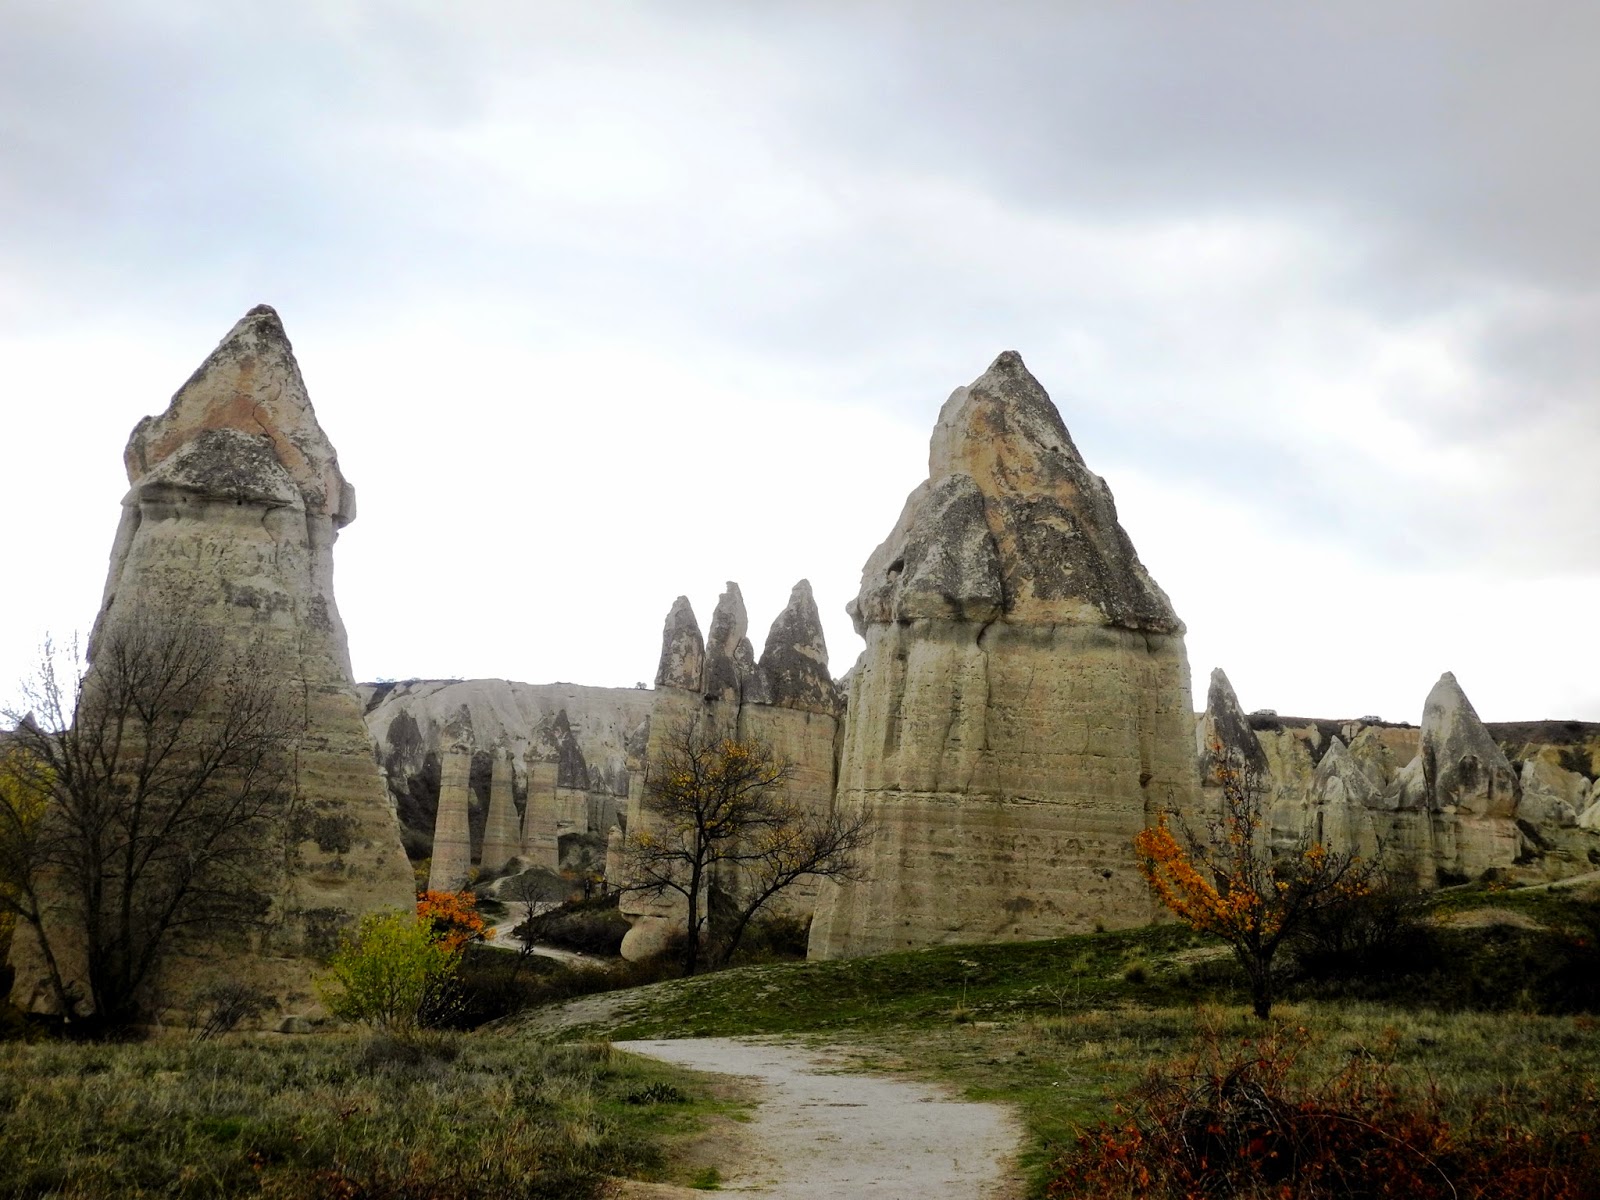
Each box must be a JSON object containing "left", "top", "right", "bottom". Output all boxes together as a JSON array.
[{"left": 809, "top": 352, "right": 1198, "bottom": 959}]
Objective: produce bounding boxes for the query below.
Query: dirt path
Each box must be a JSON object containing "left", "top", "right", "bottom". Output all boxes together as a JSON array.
[{"left": 613, "top": 1037, "right": 1024, "bottom": 1199}]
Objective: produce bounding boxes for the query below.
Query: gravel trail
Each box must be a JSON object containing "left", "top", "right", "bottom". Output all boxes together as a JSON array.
[{"left": 614, "top": 1037, "right": 1023, "bottom": 1199}]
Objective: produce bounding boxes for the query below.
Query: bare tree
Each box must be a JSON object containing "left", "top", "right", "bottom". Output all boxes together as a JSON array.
[
  {"left": 0, "top": 614, "right": 297, "bottom": 1030},
  {"left": 623, "top": 717, "right": 872, "bottom": 975}
]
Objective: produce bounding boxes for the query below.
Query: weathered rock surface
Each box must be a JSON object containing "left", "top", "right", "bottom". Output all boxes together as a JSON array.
[
  {"left": 479, "top": 752, "right": 523, "bottom": 873},
  {"left": 702, "top": 583, "right": 757, "bottom": 705},
  {"left": 8, "top": 305, "right": 415, "bottom": 1020},
  {"left": 654, "top": 597, "right": 705, "bottom": 692},
  {"left": 1241, "top": 684, "right": 1598, "bottom": 884},
  {"left": 1196, "top": 668, "right": 1269, "bottom": 802},
  {"left": 809, "top": 352, "right": 1197, "bottom": 959},
  {"left": 1421, "top": 674, "right": 1519, "bottom": 820},
  {"left": 758, "top": 580, "right": 840, "bottom": 715},
  {"left": 358, "top": 678, "right": 654, "bottom": 870}
]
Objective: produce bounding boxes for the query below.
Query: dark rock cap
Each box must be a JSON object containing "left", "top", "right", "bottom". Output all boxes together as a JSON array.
[
  {"left": 759, "top": 580, "right": 840, "bottom": 715},
  {"left": 654, "top": 596, "right": 705, "bottom": 692},
  {"left": 853, "top": 352, "right": 1181, "bottom": 634}
]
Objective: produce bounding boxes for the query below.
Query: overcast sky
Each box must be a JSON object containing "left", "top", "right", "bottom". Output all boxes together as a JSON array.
[{"left": 3, "top": 1, "right": 1597, "bottom": 723}]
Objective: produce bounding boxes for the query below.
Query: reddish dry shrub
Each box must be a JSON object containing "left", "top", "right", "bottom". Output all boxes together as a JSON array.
[{"left": 1047, "top": 1024, "right": 1600, "bottom": 1200}]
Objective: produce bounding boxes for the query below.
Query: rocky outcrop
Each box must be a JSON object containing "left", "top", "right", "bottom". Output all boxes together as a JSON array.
[
  {"left": 1241, "top": 681, "right": 1599, "bottom": 885},
  {"left": 1196, "top": 670, "right": 1270, "bottom": 829},
  {"left": 1305, "top": 738, "right": 1383, "bottom": 859},
  {"left": 479, "top": 752, "right": 522, "bottom": 873},
  {"left": 808, "top": 352, "right": 1198, "bottom": 959},
  {"left": 702, "top": 584, "right": 757, "bottom": 705},
  {"left": 655, "top": 597, "right": 705, "bottom": 692},
  {"left": 1421, "top": 674, "right": 1518, "bottom": 820},
  {"left": 759, "top": 581, "right": 839, "bottom": 714},
  {"left": 358, "top": 678, "right": 654, "bottom": 870},
  {"left": 8, "top": 305, "right": 414, "bottom": 1021}
]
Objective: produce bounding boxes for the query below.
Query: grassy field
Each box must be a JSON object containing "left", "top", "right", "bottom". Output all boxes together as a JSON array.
[
  {"left": 0, "top": 1031, "right": 747, "bottom": 1199},
  {"left": 505, "top": 879, "right": 1600, "bottom": 1193},
  {"left": 3, "top": 879, "right": 1595, "bottom": 1197}
]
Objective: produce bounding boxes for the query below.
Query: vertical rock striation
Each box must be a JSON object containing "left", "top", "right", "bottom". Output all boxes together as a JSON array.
[
  {"left": 479, "top": 752, "right": 522, "bottom": 873},
  {"left": 808, "top": 352, "right": 1198, "bottom": 959},
  {"left": 428, "top": 748, "right": 475, "bottom": 892}
]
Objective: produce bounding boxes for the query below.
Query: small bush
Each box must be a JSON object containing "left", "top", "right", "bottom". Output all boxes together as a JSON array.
[
  {"left": 623, "top": 1081, "right": 688, "bottom": 1105},
  {"left": 720, "top": 912, "right": 811, "bottom": 964},
  {"left": 317, "top": 910, "right": 461, "bottom": 1034},
  {"left": 1290, "top": 874, "right": 1436, "bottom": 985}
]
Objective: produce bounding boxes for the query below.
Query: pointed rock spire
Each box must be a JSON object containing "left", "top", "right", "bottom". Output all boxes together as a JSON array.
[
  {"left": 702, "top": 582, "right": 752, "bottom": 703},
  {"left": 851, "top": 351, "right": 1181, "bottom": 634},
  {"left": 125, "top": 304, "right": 355, "bottom": 525},
  {"left": 1420, "top": 673, "right": 1519, "bottom": 818},
  {"left": 654, "top": 596, "right": 705, "bottom": 692},
  {"left": 1197, "top": 668, "right": 1269, "bottom": 784},
  {"left": 758, "top": 580, "right": 839, "bottom": 713}
]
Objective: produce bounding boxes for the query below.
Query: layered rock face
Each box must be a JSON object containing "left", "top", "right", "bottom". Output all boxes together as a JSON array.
[
  {"left": 808, "top": 352, "right": 1198, "bottom": 960},
  {"left": 1232, "top": 676, "right": 1600, "bottom": 884},
  {"left": 8, "top": 305, "right": 415, "bottom": 1019},
  {"left": 619, "top": 581, "right": 844, "bottom": 960},
  {"left": 359, "top": 679, "right": 654, "bottom": 874}
]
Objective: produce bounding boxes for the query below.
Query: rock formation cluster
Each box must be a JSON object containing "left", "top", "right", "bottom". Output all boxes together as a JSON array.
[
  {"left": 1201, "top": 673, "right": 1600, "bottom": 886},
  {"left": 359, "top": 678, "right": 655, "bottom": 879},
  {"left": 12, "top": 307, "right": 1596, "bottom": 1013},
  {"left": 618, "top": 580, "right": 844, "bottom": 959},
  {"left": 7, "top": 305, "right": 415, "bottom": 1020}
]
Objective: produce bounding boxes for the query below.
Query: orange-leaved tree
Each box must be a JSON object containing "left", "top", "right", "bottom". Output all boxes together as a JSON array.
[
  {"left": 1135, "top": 741, "right": 1375, "bottom": 1019},
  {"left": 417, "top": 890, "right": 494, "bottom": 953}
]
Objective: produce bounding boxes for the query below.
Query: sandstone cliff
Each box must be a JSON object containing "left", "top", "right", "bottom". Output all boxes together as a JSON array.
[{"left": 808, "top": 352, "right": 1198, "bottom": 959}]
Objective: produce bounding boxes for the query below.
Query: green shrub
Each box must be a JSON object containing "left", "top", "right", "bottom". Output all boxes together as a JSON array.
[{"left": 317, "top": 910, "right": 460, "bottom": 1033}]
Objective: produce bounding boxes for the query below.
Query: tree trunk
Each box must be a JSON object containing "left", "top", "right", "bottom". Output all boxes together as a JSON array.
[{"left": 1249, "top": 959, "right": 1273, "bottom": 1020}]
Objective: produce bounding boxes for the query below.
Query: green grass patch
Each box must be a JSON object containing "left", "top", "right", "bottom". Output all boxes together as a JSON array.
[{"left": 0, "top": 1031, "right": 743, "bottom": 1198}]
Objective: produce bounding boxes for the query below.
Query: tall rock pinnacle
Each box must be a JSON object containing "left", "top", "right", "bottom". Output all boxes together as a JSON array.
[
  {"left": 851, "top": 351, "right": 1182, "bottom": 635},
  {"left": 9, "top": 305, "right": 415, "bottom": 1023},
  {"left": 809, "top": 353, "right": 1198, "bottom": 960}
]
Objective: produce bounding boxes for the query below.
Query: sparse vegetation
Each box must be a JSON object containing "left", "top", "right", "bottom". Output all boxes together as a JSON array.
[{"left": 0, "top": 1032, "right": 737, "bottom": 1198}]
